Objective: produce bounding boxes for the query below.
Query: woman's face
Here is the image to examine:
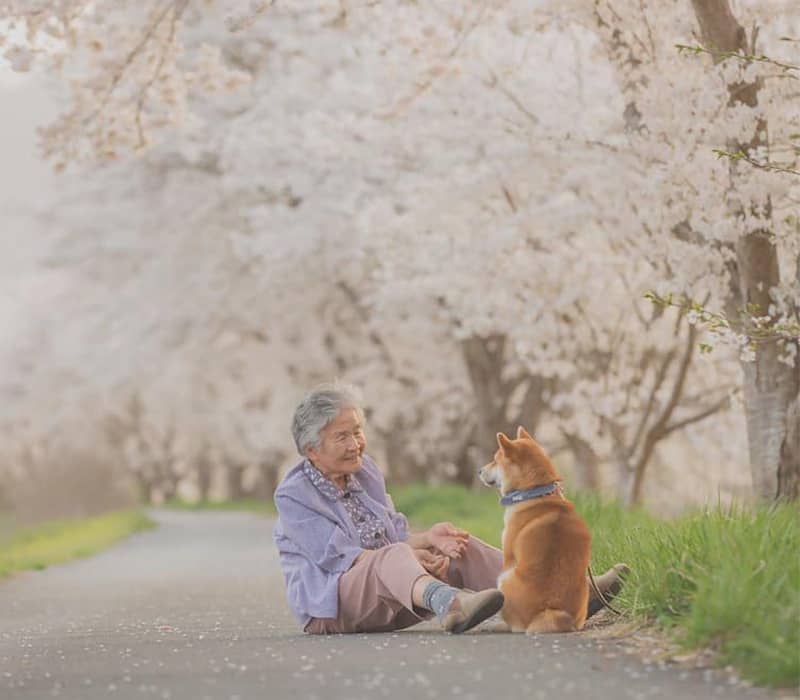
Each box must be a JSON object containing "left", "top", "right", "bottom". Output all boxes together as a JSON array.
[{"left": 306, "top": 408, "right": 367, "bottom": 483}]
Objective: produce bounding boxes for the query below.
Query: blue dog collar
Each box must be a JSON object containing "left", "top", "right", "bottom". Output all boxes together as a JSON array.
[{"left": 500, "top": 482, "right": 559, "bottom": 506}]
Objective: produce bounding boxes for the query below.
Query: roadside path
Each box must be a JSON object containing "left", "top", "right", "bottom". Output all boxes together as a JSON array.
[{"left": 0, "top": 510, "right": 777, "bottom": 699}]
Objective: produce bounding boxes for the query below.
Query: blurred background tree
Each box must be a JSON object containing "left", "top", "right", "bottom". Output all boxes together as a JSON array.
[{"left": 0, "top": 0, "right": 796, "bottom": 522}]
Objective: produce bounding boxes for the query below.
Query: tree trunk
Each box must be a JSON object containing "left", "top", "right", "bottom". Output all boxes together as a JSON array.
[
  {"left": 196, "top": 454, "right": 213, "bottom": 501},
  {"left": 157, "top": 462, "right": 179, "bottom": 501},
  {"left": 132, "top": 469, "right": 153, "bottom": 503},
  {"left": 460, "top": 336, "right": 550, "bottom": 486},
  {"left": 450, "top": 444, "right": 480, "bottom": 488},
  {"left": 563, "top": 433, "right": 601, "bottom": 491},
  {"left": 226, "top": 462, "right": 248, "bottom": 500},
  {"left": 778, "top": 394, "right": 800, "bottom": 499},
  {"left": 373, "top": 418, "right": 429, "bottom": 484},
  {"left": 450, "top": 416, "right": 481, "bottom": 488},
  {"left": 690, "top": 0, "right": 800, "bottom": 500},
  {"left": 255, "top": 450, "right": 286, "bottom": 500},
  {"left": 255, "top": 463, "right": 278, "bottom": 500},
  {"left": 461, "top": 335, "right": 511, "bottom": 460},
  {"left": 744, "top": 356, "right": 800, "bottom": 500},
  {"left": 461, "top": 336, "right": 546, "bottom": 446},
  {"left": 736, "top": 235, "right": 800, "bottom": 499}
]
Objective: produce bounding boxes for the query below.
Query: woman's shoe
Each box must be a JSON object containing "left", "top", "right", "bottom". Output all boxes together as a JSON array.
[
  {"left": 587, "top": 563, "right": 630, "bottom": 618},
  {"left": 442, "top": 588, "right": 505, "bottom": 633}
]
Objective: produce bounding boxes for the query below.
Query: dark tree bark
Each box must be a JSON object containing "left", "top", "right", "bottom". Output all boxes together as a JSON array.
[
  {"left": 460, "top": 335, "right": 548, "bottom": 486},
  {"left": 255, "top": 450, "right": 286, "bottom": 500},
  {"left": 195, "top": 451, "right": 213, "bottom": 501},
  {"left": 563, "top": 433, "right": 601, "bottom": 491},
  {"left": 225, "top": 461, "right": 248, "bottom": 500},
  {"left": 690, "top": 0, "right": 800, "bottom": 500}
]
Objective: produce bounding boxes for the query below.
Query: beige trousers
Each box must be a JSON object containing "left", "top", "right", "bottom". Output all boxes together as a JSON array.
[{"left": 305, "top": 537, "right": 503, "bottom": 634}]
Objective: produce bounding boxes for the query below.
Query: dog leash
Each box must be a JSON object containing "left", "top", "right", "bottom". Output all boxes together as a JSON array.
[{"left": 587, "top": 564, "right": 623, "bottom": 616}]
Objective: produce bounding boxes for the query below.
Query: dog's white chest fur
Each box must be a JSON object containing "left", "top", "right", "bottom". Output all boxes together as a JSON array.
[
  {"left": 497, "top": 507, "right": 515, "bottom": 588},
  {"left": 501, "top": 507, "right": 513, "bottom": 549}
]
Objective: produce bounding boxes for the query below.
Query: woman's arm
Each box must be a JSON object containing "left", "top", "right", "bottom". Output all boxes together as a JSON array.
[
  {"left": 275, "top": 493, "right": 363, "bottom": 573},
  {"left": 405, "top": 531, "right": 431, "bottom": 549},
  {"left": 361, "top": 457, "right": 468, "bottom": 556},
  {"left": 408, "top": 522, "right": 470, "bottom": 558}
]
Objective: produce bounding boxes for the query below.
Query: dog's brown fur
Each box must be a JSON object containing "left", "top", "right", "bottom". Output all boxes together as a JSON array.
[{"left": 479, "top": 427, "right": 591, "bottom": 634}]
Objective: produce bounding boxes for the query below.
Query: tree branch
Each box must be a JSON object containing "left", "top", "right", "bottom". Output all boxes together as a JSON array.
[
  {"left": 628, "top": 322, "right": 697, "bottom": 504},
  {"left": 662, "top": 395, "right": 731, "bottom": 438},
  {"left": 85, "top": 1, "right": 184, "bottom": 130},
  {"left": 628, "top": 347, "right": 676, "bottom": 460}
]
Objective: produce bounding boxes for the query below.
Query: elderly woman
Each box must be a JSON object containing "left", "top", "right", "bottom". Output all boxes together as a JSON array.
[{"left": 273, "top": 385, "right": 625, "bottom": 635}]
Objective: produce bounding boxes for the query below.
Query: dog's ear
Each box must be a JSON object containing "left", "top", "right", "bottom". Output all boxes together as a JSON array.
[
  {"left": 497, "top": 432, "right": 514, "bottom": 452},
  {"left": 516, "top": 426, "right": 534, "bottom": 441}
]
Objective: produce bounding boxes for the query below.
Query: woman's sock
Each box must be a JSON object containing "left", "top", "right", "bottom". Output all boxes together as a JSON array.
[{"left": 421, "top": 580, "right": 459, "bottom": 621}]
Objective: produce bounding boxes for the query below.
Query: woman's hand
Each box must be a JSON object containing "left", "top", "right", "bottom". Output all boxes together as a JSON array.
[
  {"left": 426, "top": 521, "right": 469, "bottom": 559},
  {"left": 414, "top": 548, "right": 450, "bottom": 580}
]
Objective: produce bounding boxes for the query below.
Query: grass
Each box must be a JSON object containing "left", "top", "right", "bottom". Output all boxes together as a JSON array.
[
  {"left": 390, "top": 483, "right": 800, "bottom": 689},
  {"left": 0, "top": 509, "right": 155, "bottom": 578},
  {"left": 164, "top": 497, "right": 274, "bottom": 514},
  {"left": 388, "top": 482, "right": 505, "bottom": 546}
]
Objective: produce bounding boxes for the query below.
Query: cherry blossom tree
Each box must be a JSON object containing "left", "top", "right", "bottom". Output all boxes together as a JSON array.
[
  {"left": 554, "top": 0, "right": 799, "bottom": 499},
  {"left": 1, "top": 0, "right": 791, "bottom": 510}
]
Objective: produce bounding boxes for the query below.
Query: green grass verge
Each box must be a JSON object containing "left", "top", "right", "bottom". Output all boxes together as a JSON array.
[
  {"left": 390, "top": 483, "right": 800, "bottom": 689},
  {"left": 164, "top": 497, "right": 274, "bottom": 514},
  {"left": 389, "top": 483, "right": 505, "bottom": 546},
  {"left": 0, "top": 509, "right": 155, "bottom": 578}
]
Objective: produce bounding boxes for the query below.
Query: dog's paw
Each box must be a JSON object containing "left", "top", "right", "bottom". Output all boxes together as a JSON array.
[{"left": 481, "top": 619, "right": 512, "bottom": 633}]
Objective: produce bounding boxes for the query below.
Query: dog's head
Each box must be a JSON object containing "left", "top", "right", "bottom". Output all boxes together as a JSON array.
[{"left": 479, "top": 426, "right": 561, "bottom": 496}]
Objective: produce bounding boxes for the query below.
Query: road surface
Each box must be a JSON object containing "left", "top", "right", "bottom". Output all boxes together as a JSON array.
[{"left": 0, "top": 510, "right": 779, "bottom": 700}]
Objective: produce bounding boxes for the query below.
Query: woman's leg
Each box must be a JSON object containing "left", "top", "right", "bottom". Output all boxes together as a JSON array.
[
  {"left": 306, "top": 542, "right": 434, "bottom": 634},
  {"left": 445, "top": 535, "right": 503, "bottom": 591}
]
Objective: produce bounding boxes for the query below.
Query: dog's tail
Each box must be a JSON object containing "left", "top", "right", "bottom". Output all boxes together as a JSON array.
[{"left": 525, "top": 608, "right": 577, "bottom": 634}]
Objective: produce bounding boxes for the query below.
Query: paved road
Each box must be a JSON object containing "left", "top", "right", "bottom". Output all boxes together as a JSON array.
[{"left": 0, "top": 510, "right": 780, "bottom": 700}]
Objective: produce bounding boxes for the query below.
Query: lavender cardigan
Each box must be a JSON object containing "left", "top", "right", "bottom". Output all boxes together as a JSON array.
[{"left": 272, "top": 455, "right": 410, "bottom": 627}]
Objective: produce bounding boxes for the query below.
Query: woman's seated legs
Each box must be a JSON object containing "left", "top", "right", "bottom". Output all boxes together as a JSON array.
[
  {"left": 445, "top": 536, "right": 503, "bottom": 591},
  {"left": 306, "top": 542, "right": 433, "bottom": 634}
]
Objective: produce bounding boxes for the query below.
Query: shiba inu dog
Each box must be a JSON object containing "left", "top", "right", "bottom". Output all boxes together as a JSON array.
[{"left": 479, "top": 427, "right": 592, "bottom": 633}]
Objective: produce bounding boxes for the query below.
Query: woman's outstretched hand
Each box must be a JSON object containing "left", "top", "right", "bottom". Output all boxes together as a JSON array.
[
  {"left": 426, "top": 521, "right": 469, "bottom": 559},
  {"left": 414, "top": 548, "right": 450, "bottom": 579}
]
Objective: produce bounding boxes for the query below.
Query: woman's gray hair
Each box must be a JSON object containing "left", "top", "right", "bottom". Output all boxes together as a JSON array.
[{"left": 291, "top": 383, "right": 364, "bottom": 455}]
